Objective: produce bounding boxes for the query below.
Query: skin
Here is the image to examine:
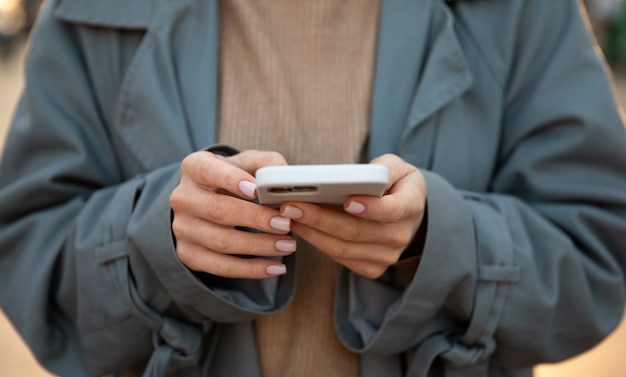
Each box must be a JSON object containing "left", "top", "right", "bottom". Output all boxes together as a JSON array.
[{"left": 170, "top": 150, "right": 427, "bottom": 280}]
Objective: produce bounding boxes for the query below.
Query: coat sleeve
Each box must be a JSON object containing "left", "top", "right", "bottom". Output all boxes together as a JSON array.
[
  {"left": 0, "top": 2, "right": 292, "bottom": 376},
  {"left": 335, "top": 0, "right": 626, "bottom": 373}
]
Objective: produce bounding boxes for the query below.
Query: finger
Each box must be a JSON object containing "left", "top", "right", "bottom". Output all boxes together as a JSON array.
[
  {"left": 228, "top": 149, "right": 288, "bottom": 175},
  {"left": 344, "top": 178, "right": 424, "bottom": 223},
  {"left": 182, "top": 151, "right": 258, "bottom": 199},
  {"left": 289, "top": 220, "right": 403, "bottom": 267},
  {"left": 203, "top": 196, "right": 293, "bottom": 234},
  {"left": 280, "top": 202, "right": 385, "bottom": 243},
  {"left": 173, "top": 216, "right": 297, "bottom": 256},
  {"left": 369, "top": 153, "right": 415, "bottom": 192},
  {"left": 346, "top": 156, "right": 426, "bottom": 223},
  {"left": 177, "top": 242, "right": 288, "bottom": 279},
  {"left": 331, "top": 258, "right": 390, "bottom": 280},
  {"left": 171, "top": 180, "right": 292, "bottom": 234}
]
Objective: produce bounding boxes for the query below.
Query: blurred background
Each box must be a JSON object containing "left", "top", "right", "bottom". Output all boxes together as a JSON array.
[{"left": 2, "top": 0, "right": 626, "bottom": 376}]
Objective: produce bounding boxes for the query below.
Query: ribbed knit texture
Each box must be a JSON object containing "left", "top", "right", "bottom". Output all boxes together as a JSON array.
[
  {"left": 218, "top": 1, "right": 380, "bottom": 376},
  {"left": 218, "top": 0, "right": 379, "bottom": 164}
]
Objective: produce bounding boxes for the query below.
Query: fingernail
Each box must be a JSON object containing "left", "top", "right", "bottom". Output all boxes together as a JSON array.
[
  {"left": 239, "top": 180, "right": 256, "bottom": 198},
  {"left": 345, "top": 201, "right": 365, "bottom": 214},
  {"left": 266, "top": 264, "right": 287, "bottom": 276},
  {"left": 281, "top": 205, "right": 303, "bottom": 219},
  {"left": 275, "top": 239, "right": 297, "bottom": 253},
  {"left": 270, "top": 216, "right": 291, "bottom": 232}
]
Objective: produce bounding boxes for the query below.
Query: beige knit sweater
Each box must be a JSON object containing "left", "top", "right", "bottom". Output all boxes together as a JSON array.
[{"left": 218, "top": 1, "right": 381, "bottom": 375}]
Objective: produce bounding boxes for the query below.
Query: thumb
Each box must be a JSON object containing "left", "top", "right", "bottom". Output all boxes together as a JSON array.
[{"left": 228, "top": 150, "right": 289, "bottom": 175}]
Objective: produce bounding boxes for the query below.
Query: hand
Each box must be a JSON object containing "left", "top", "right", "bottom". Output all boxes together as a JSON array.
[
  {"left": 170, "top": 150, "right": 295, "bottom": 279},
  {"left": 279, "top": 154, "right": 427, "bottom": 279}
]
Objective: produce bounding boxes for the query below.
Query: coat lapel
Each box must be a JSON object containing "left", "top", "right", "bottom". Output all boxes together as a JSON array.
[
  {"left": 55, "top": 0, "right": 473, "bottom": 173},
  {"left": 54, "top": 0, "right": 160, "bottom": 28},
  {"left": 369, "top": 0, "right": 473, "bottom": 164},
  {"left": 113, "top": 0, "right": 219, "bottom": 170},
  {"left": 56, "top": 0, "right": 220, "bottom": 171},
  {"left": 165, "top": 0, "right": 220, "bottom": 154}
]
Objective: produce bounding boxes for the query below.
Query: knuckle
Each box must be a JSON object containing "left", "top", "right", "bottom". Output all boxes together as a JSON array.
[
  {"left": 180, "top": 155, "right": 193, "bottom": 174},
  {"left": 246, "top": 206, "right": 265, "bottom": 229},
  {"left": 380, "top": 153, "right": 397, "bottom": 162},
  {"left": 176, "top": 243, "right": 199, "bottom": 269},
  {"left": 342, "top": 223, "right": 363, "bottom": 242},
  {"left": 205, "top": 195, "right": 226, "bottom": 217},
  {"left": 327, "top": 242, "right": 349, "bottom": 259},
  {"left": 169, "top": 192, "right": 179, "bottom": 210},
  {"left": 257, "top": 151, "right": 285, "bottom": 166},
  {"left": 308, "top": 211, "right": 324, "bottom": 227},
  {"left": 181, "top": 152, "right": 204, "bottom": 175},
  {"left": 171, "top": 217, "right": 185, "bottom": 238},
  {"left": 209, "top": 234, "right": 230, "bottom": 254},
  {"left": 169, "top": 189, "right": 185, "bottom": 211},
  {"left": 211, "top": 258, "right": 232, "bottom": 277},
  {"left": 380, "top": 251, "right": 401, "bottom": 267},
  {"left": 222, "top": 168, "right": 241, "bottom": 188},
  {"left": 171, "top": 215, "right": 195, "bottom": 240},
  {"left": 388, "top": 228, "right": 413, "bottom": 249},
  {"left": 360, "top": 264, "right": 385, "bottom": 279}
]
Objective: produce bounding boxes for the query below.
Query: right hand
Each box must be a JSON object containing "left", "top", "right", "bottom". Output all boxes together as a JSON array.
[{"left": 170, "top": 149, "right": 294, "bottom": 279}]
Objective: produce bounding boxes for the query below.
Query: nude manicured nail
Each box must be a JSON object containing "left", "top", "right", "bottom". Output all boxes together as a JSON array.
[
  {"left": 239, "top": 180, "right": 256, "bottom": 198},
  {"left": 281, "top": 205, "right": 303, "bottom": 219},
  {"left": 345, "top": 201, "right": 365, "bottom": 215},
  {"left": 276, "top": 239, "right": 297, "bottom": 253},
  {"left": 270, "top": 216, "right": 291, "bottom": 232},
  {"left": 266, "top": 264, "right": 287, "bottom": 276}
]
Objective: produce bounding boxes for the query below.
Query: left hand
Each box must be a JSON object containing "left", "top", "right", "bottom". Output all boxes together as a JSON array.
[{"left": 280, "top": 154, "right": 427, "bottom": 279}]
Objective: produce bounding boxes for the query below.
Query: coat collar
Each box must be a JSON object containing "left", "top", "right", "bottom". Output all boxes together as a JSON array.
[
  {"left": 53, "top": 0, "right": 473, "bottom": 169},
  {"left": 53, "top": 0, "right": 476, "bottom": 28},
  {"left": 54, "top": 0, "right": 162, "bottom": 28},
  {"left": 368, "top": 0, "right": 473, "bottom": 158}
]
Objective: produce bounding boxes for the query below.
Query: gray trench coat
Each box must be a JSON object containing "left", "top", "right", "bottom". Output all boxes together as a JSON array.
[{"left": 2, "top": 0, "right": 626, "bottom": 376}]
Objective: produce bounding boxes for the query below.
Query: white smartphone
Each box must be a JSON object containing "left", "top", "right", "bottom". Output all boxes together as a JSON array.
[{"left": 255, "top": 164, "right": 389, "bottom": 206}]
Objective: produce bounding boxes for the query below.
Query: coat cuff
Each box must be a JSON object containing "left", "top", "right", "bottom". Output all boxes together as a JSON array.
[
  {"left": 336, "top": 170, "right": 520, "bottom": 369},
  {"left": 125, "top": 161, "right": 295, "bottom": 323}
]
